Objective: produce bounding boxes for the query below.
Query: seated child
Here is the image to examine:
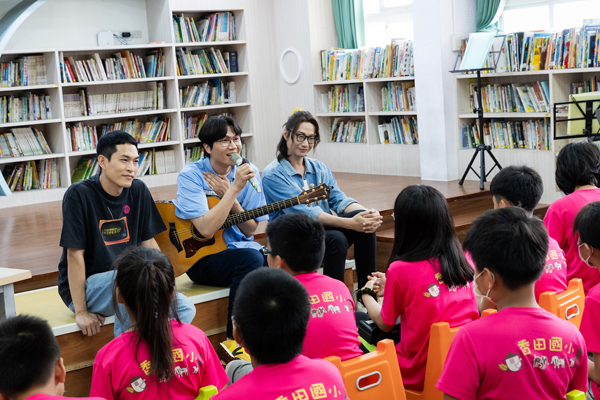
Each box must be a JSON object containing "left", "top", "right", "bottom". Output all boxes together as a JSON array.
[
  {"left": 0, "top": 314, "right": 104, "bottom": 400},
  {"left": 213, "top": 268, "right": 348, "bottom": 400},
  {"left": 91, "top": 247, "right": 227, "bottom": 400},
  {"left": 437, "top": 207, "right": 588, "bottom": 400},
  {"left": 574, "top": 201, "right": 600, "bottom": 399},
  {"left": 359, "top": 185, "right": 479, "bottom": 390},
  {"left": 489, "top": 165, "right": 567, "bottom": 305}
]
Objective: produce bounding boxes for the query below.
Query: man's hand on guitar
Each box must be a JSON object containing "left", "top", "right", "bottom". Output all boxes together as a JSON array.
[
  {"left": 232, "top": 163, "right": 255, "bottom": 192},
  {"left": 204, "top": 171, "right": 230, "bottom": 198},
  {"left": 76, "top": 310, "right": 105, "bottom": 336}
]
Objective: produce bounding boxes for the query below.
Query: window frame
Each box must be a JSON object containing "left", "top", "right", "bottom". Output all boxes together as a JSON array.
[
  {"left": 364, "top": 0, "right": 413, "bottom": 44},
  {"left": 501, "top": 0, "right": 598, "bottom": 31}
]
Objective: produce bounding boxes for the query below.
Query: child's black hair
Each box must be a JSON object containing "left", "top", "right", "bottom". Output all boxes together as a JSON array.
[
  {"left": 198, "top": 115, "right": 242, "bottom": 158},
  {"left": 463, "top": 207, "right": 548, "bottom": 290},
  {"left": 490, "top": 165, "right": 543, "bottom": 213},
  {"left": 555, "top": 141, "right": 600, "bottom": 195},
  {"left": 574, "top": 201, "right": 600, "bottom": 250},
  {"left": 389, "top": 185, "right": 474, "bottom": 287},
  {"left": 276, "top": 111, "right": 320, "bottom": 162},
  {"left": 96, "top": 130, "right": 138, "bottom": 161},
  {"left": 0, "top": 315, "right": 61, "bottom": 398},
  {"left": 265, "top": 213, "right": 325, "bottom": 272},
  {"left": 113, "top": 247, "right": 180, "bottom": 382},
  {"left": 233, "top": 268, "right": 310, "bottom": 365}
]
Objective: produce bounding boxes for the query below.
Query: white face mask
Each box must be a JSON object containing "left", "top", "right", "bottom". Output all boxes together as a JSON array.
[
  {"left": 473, "top": 269, "right": 495, "bottom": 305},
  {"left": 579, "top": 242, "right": 593, "bottom": 267}
]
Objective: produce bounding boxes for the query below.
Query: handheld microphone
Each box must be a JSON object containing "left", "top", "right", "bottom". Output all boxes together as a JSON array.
[{"left": 231, "top": 153, "right": 261, "bottom": 193}]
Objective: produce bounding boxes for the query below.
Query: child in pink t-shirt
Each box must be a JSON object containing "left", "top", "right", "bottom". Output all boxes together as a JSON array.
[
  {"left": 574, "top": 202, "right": 600, "bottom": 398},
  {"left": 213, "top": 268, "right": 348, "bottom": 400},
  {"left": 437, "top": 207, "right": 588, "bottom": 400},
  {"left": 359, "top": 185, "right": 479, "bottom": 390},
  {"left": 0, "top": 314, "right": 105, "bottom": 400},
  {"left": 544, "top": 141, "right": 600, "bottom": 294},
  {"left": 489, "top": 165, "right": 567, "bottom": 305},
  {"left": 90, "top": 247, "right": 227, "bottom": 400}
]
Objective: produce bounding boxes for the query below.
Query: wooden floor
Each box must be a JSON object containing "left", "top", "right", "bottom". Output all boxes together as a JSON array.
[{"left": 0, "top": 173, "right": 489, "bottom": 291}]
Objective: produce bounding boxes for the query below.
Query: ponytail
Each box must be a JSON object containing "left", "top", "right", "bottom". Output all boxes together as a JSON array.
[
  {"left": 276, "top": 111, "right": 321, "bottom": 162},
  {"left": 113, "top": 247, "right": 179, "bottom": 381}
]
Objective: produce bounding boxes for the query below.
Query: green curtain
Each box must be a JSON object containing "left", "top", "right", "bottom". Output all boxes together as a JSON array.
[
  {"left": 476, "top": 0, "right": 506, "bottom": 32},
  {"left": 332, "top": 0, "right": 365, "bottom": 49}
]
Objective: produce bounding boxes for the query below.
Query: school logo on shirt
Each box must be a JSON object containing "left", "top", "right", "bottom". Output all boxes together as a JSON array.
[
  {"left": 126, "top": 376, "right": 146, "bottom": 393},
  {"left": 498, "top": 338, "right": 582, "bottom": 372},
  {"left": 424, "top": 283, "right": 440, "bottom": 298},
  {"left": 98, "top": 217, "right": 130, "bottom": 245},
  {"left": 499, "top": 352, "right": 523, "bottom": 372},
  {"left": 423, "top": 273, "right": 471, "bottom": 298}
]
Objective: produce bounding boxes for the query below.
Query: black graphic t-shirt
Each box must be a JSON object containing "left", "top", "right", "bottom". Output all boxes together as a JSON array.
[{"left": 57, "top": 173, "right": 166, "bottom": 306}]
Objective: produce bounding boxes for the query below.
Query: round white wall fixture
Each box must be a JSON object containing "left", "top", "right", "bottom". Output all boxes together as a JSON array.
[{"left": 280, "top": 47, "right": 302, "bottom": 84}]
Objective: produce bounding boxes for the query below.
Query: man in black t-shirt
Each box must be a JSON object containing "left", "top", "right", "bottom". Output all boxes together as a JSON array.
[{"left": 58, "top": 131, "right": 196, "bottom": 337}]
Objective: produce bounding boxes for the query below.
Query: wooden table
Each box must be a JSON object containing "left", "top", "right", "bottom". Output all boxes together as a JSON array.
[{"left": 0, "top": 268, "right": 31, "bottom": 320}]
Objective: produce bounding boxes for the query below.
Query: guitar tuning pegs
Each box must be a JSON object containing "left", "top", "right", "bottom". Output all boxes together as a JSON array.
[{"left": 310, "top": 183, "right": 314, "bottom": 188}]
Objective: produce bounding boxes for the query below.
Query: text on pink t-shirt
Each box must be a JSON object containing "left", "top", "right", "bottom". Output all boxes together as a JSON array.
[
  {"left": 212, "top": 355, "right": 347, "bottom": 400},
  {"left": 437, "top": 307, "right": 588, "bottom": 400},
  {"left": 380, "top": 258, "right": 479, "bottom": 390},
  {"left": 544, "top": 188, "right": 600, "bottom": 294},
  {"left": 578, "top": 283, "right": 600, "bottom": 398},
  {"left": 295, "top": 272, "right": 362, "bottom": 361},
  {"left": 91, "top": 320, "right": 228, "bottom": 400},
  {"left": 535, "top": 237, "right": 568, "bottom": 301}
]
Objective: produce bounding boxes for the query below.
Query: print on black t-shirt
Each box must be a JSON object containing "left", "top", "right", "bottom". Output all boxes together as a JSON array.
[{"left": 99, "top": 217, "right": 130, "bottom": 245}]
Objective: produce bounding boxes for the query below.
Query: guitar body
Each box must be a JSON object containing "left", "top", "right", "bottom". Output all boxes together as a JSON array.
[{"left": 155, "top": 198, "right": 228, "bottom": 277}]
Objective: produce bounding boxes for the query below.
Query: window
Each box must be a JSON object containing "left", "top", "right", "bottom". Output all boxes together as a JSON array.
[
  {"left": 502, "top": 0, "right": 600, "bottom": 32},
  {"left": 364, "top": 0, "right": 413, "bottom": 47}
]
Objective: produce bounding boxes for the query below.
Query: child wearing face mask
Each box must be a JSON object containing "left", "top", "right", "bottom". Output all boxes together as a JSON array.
[{"left": 574, "top": 202, "right": 600, "bottom": 399}]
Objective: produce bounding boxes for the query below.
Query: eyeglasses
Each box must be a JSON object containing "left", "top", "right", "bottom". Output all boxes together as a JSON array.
[
  {"left": 293, "top": 132, "right": 318, "bottom": 144},
  {"left": 215, "top": 137, "right": 242, "bottom": 148},
  {"left": 262, "top": 245, "right": 277, "bottom": 256}
]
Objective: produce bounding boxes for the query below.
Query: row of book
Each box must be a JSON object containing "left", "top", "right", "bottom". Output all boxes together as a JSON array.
[
  {"left": 382, "top": 81, "right": 416, "bottom": 112},
  {"left": 1, "top": 55, "right": 47, "bottom": 87},
  {"left": 469, "top": 81, "right": 550, "bottom": 113},
  {"left": 60, "top": 49, "right": 165, "bottom": 83},
  {"left": 0, "top": 93, "right": 52, "bottom": 123},
  {"left": 460, "top": 119, "right": 551, "bottom": 150},
  {"left": 63, "top": 83, "right": 166, "bottom": 118},
  {"left": 377, "top": 116, "right": 419, "bottom": 145},
  {"left": 184, "top": 145, "right": 203, "bottom": 164},
  {"left": 137, "top": 149, "right": 177, "bottom": 176},
  {"left": 323, "top": 84, "right": 365, "bottom": 113},
  {"left": 319, "top": 40, "right": 414, "bottom": 81},
  {"left": 330, "top": 119, "right": 366, "bottom": 143},
  {"left": 176, "top": 48, "right": 238, "bottom": 76},
  {"left": 570, "top": 76, "right": 600, "bottom": 94},
  {"left": 0, "top": 128, "right": 51, "bottom": 157},
  {"left": 182, "top": 114, "right": 209, "bottom": 139},
  {"left": 173, "top": 12, "right": 237, "bottom": 43},
  {"left": 71, "top": 157, "right": 99, "bottom": 183},
  {"left": 2, "top": 158, "right": 59, "bottom": 192},
  {"left": 179, "top": 79, "right": 236, "bottom": 108}
]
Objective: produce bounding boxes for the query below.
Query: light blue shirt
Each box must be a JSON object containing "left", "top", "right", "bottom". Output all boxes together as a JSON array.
[
  {"left": 173, "top": 157, "right": 267, "bottom": 250},
  {"left": 261, "top": 157, "right": 357, "bottom": 221}
]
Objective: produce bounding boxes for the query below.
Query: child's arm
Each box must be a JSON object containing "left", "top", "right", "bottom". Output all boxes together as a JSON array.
[
  {"left": 362, "top": 280, "right": 394, "bottom": 332},
  {"left": 589, "top": 352, "right": 600, "bottom": 385}
]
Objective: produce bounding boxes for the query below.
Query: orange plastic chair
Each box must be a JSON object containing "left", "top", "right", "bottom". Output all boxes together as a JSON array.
[
  {"left": 566, "top": 390, "right": 585, "bottom": 399},
  {"left": 481, "top": 309, "right": 497, "bottom": 318},
  {"left": 195, "top": 385, "right": 217, "bottom": 400},
  {"left": 404, "top": 322, "right": 459, "bottom": 400},
  {"left": 325, "top": 339, "right": 406, "bottom": 400},
  {"left": 539, "top": 279, "right": 585, "bottom": 329}
]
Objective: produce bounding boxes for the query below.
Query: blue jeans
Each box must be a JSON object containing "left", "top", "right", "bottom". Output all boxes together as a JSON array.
[{"left": 68, "top": 270, "right": 196, "bottom": 337}]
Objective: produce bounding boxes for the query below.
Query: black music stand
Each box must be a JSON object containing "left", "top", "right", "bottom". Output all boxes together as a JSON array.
[{"left": 553, "top": 95, "right": 600, "bottom": 143}]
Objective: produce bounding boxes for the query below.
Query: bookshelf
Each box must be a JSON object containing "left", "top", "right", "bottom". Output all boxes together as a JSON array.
[{"left": 0, "top": 7, "right": 253, "bottom": 209}]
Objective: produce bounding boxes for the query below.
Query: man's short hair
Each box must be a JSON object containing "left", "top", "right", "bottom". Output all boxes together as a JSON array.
[
  {"left": 490, "top": 165, "right": 543, "bottom": 212},
  {"left": 463, "top": 207, "right": 548, "bottom": 290},
  {"left": 198, "top": 115, "right": 242, "bottom": 157},
  {"left": 233, "top": 268, "right": 310, "bottom": 365},
  {"left": 266, "top": 214, "right": 325, "bottom": 272},
  {"left": 96, "top": 130, "right": 138, "bottom": 161},
  {"left": 0, "top": 315, "right": 61, "bottom": 398},
  {"left": 574, "top": 201, "right": 600, "bottom": 250}
]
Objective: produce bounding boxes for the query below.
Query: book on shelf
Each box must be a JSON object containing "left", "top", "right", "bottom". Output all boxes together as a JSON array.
[
  {"left": 173, "top": 12, "right": 237, "bottom": 43},
  {"left": 71, "top": 156, "right": 99, "bottom": 183},
  {"left": 468, "top": 80, "right": 550, "bottom": 113},
  {"left": 0, "top": 127, "right": 52, "bottom": 157},
  {"left": 381, "top": 81, "right": 416, "bottom": 112},
  {"left": 0, "top": 169, "right": 11, "bottom": 195},
  {"left": 377, "top": 116, "right": 418, "bottom": 145},
  {"left": 136, "top": 149, "right": 176, "bottom": 176},
  {"left": 1, "top": 55, "right": 47, "bottom": 87},
  {"left": 322, "top": 84, "right": 364, "bottom": 113},
  {"left": 330, "top": 118, "right": 366, "bottom": 143},
  {"left": 461, "top": 118, "right": 550, "bottom": 150},
  {"left": 63, "top": 82, "right": 166, "bottom": 118},
  {"left": 2, "top": 158, "right": 59, "bottom": 191},
  {"left": 571, "top": 76, "right": 600, "bottom": 93},
  {"left": 0, "top": 92, "right": 52, "bottom": 123},
  {"left": 184, "top": 145, "right": 204, "bottom": 164},
  {"left": 179, "top": 79, "right": 235, "bottom": 108},
  {"left": 176, "top": 47, "right": 235, "bottom": 75}
]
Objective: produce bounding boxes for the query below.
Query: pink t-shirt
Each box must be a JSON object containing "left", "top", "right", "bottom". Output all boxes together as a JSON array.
[
  {"left": 91, "top": 320, "right": 228, "bottom": 400},
  {"left": 437, "top": 307, "right": 588, "bottom": 400},
  {"left": 579, "top": 283, "right": 600, "bottom": 398},
  {"left": 213, "top": 355, "right": 347, "bottom": 400},
  {"left": 544, "top": 188, "right": 600, "bottom": 294},
  {"left": 535, "top": 237, "right": 568, "bottom": 301},
  {"left": 295, "top": 272, "right": 362, "bottom": 361},
  {"left": 380, "top": 258, "right": 479, "bottom": 390},
  {"left": 26, "top": 395, "right": 105, "bottom": 400}
]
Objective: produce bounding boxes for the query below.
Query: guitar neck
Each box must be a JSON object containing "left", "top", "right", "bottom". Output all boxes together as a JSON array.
[{"left": 221, "top": 196, "right": 300, "bottom": 230}]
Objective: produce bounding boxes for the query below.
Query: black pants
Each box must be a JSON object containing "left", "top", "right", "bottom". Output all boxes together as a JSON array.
[{"left": 323, "top": 209, "right": 377, "bottom": 288}]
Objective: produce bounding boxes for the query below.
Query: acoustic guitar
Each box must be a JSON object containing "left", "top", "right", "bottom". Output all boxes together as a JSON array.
[{"left": 155, "top": 184, "right": 331, "bottom": 276}]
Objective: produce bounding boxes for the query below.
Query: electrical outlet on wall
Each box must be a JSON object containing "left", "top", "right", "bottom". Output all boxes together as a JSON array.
[
  {"left": 451, "top": 34, "right": 462, "bottom": 52},
  {"left": 121, "top": 30, "right": 142, "bottom": 39}
]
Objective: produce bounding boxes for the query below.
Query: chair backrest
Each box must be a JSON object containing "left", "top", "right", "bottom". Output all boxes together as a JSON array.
[
  {"left": 481, "top": 309, "right": 497, "bottom": 318},
  {"left": 325, "top": 339, "right": 406, "bottom": 400},
  {"left": 195, "top": 385, "right": 218, "bottom": 400},
  {"left": 566, "top": 389, "right": 585, "bottom": 399},
  {"left": 539, "top": 279, "right": 585, "bottom": 329},
  {"left": 405, "top": 322, "right": 459, "bottom": 400}
]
